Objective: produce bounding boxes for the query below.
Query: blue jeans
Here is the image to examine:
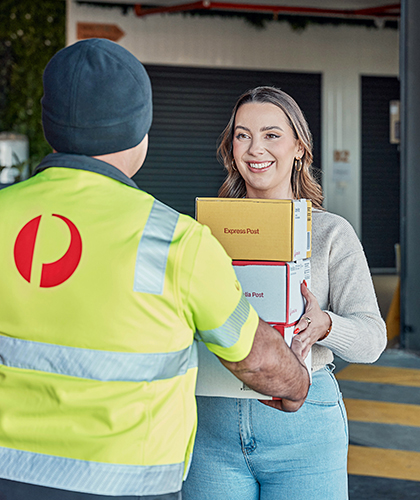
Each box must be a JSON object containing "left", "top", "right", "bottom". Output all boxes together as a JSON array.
[{"left": 183, "top": 365, "right": 348, "bottom": 500}]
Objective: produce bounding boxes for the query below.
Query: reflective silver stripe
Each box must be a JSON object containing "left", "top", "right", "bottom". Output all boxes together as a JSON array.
[
  {"left": 195, "top": 294, "right": 251, "bottom": 348},
  {"left": 0, "top": 447, "right": 183, "bottom": 496},
  {"left": 183, "top": 452, "right": 193, "bottom": 481},
  {"left": 0, "top": 336, "right": 198, "bottom": 382},
  {"left": 134, "top": 200, "right": 179, "bottom": 295}
]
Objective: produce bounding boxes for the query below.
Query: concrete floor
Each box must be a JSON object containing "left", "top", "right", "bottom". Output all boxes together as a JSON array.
[{"left": 334, "top": 273, "right": 420, "bottom": 499}]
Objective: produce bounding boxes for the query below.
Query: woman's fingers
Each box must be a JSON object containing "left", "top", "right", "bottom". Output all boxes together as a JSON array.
[
  {"left": 294, "top": 314, "right": 312, "bottom": 335},
  {"left": 301, "top": 343, "right": 312, "bottom": 359},
  {"left": 294, "top": 281, "right": 316, "bottom": 335},
  {"left": 301, "top": 280, "right": 314, "bottom": 303},
  {"left": 291, "top": 330, "right": 311, "bottom": 359},
  {"left": 290, "top": 332, "right": 305, "bottom": 357}
]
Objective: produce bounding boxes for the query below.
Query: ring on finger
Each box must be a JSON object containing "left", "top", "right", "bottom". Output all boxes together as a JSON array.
[{"left": 303, "top": 316, "right": 312, "bottom": 327}]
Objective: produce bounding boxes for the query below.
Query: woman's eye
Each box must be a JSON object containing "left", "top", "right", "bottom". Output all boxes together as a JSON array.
[
  {"left": 266, "top": 133, "right": 280, "bottom": 139},
  {"left": 235, "top": 133, "right": 249, "bottom": 140}
]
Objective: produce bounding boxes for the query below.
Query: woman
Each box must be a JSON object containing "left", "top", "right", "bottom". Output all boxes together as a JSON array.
[{"left": 183, "top": 87, "right": 387, "bottom": 499}]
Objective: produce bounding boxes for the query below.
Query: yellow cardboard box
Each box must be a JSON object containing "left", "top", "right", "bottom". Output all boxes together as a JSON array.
[{"left": 195, "top": 198, "right": 312, "bottom": 261}]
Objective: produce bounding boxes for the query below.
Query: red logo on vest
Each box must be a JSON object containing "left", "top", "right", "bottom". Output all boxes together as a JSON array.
[{"left": 14, "top": 214, "right": 82, "bottom": 287}]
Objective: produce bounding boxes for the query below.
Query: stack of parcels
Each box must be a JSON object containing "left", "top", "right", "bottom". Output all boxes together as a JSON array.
[{"left": 195, "top": 198, "right": 312, "bottom": 399}]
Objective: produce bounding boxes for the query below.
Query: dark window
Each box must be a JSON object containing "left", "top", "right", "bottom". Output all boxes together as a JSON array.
[{"left": 361, "top": 76, "right": 400, "bottom": 270}]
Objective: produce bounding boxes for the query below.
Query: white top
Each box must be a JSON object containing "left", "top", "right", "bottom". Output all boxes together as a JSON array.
[{"left": 310, "top": 209, "right": 387, "bottom": 372}]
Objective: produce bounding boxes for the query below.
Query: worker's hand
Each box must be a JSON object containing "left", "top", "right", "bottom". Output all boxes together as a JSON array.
[
  {"left": 259, "top": 396, "right": 306, "bottom": 412},
  {"left": 293, "top": 282, "right": 332, "bottom": 359},
  {"left": 258, "top": 334, "right": 308, "bottom": 412},
  {"left": 220, "top": 318, "right": 309, "bottom": 406}
]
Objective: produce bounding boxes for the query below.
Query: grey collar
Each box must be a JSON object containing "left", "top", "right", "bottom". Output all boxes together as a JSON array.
[{"left": 34, "top": 153, "right": 139, "bottom": 189}]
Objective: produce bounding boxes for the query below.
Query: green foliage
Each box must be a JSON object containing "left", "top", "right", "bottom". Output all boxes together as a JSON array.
[{"left": 0, "top": 0, "right": 66, "bottom": 171}]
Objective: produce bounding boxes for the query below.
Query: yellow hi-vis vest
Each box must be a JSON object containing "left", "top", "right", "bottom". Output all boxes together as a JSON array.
[{"left": 0, "top": 154, "right": 258, "bottom": 496}]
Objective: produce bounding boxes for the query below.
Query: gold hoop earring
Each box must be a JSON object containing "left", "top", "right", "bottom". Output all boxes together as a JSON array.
[
  {"left": 231, "top": 159, "right": 237, "bottom": 172},
  {"left": 294, "top": 157, "right": 302, "bottom": 172}
]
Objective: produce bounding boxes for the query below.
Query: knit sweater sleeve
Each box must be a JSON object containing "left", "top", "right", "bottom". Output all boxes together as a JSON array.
[{"left": 310, "top": 211, "right": 387, "bottom": 366}]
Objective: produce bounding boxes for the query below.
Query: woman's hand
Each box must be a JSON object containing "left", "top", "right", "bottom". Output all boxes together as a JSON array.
[{"left": 294, "top": 282, "right": 332, "bottom": 359}]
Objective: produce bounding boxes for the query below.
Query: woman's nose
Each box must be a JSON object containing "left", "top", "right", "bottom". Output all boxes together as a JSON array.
[{"left": 247, "top": 138, "right": 265, "bottom": 155}]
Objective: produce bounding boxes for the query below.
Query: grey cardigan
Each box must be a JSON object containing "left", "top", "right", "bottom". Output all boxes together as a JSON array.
[{"left": 310, "top": 209, "right": 387, "bottom": 372}]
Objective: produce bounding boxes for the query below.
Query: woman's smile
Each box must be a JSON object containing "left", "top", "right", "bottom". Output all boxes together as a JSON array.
[
  {"left": 247, "top": 161, "right": 274, "bottom": 171},
  {"left": 233, "top": 102, "right": 303, "bottom": 199}
]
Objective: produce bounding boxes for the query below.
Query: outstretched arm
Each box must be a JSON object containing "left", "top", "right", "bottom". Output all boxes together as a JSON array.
[{"left": 218, "top": 318, "right": 310, "bottom": 412}]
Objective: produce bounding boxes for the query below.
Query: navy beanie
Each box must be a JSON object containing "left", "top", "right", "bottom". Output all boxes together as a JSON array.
[{"left": 41, "top": 38, "right": 152, "bottom": 156}]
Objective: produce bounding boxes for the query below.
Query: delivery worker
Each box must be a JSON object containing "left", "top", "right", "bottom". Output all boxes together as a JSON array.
[{"left": 0, "top": 39, "right": 309, "bottom": 500}]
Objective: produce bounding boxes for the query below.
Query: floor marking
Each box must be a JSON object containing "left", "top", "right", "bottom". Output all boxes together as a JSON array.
[
  {"left": 338, "top": 379, "right": 420, "bottom": 406},
  {"left": 337, "top": 365, "right": 420, "bottom": 388},
  {"left": 348, "top": 445, "right": 420, "bottom": 482},
  {"left": 345, "top": 398, "right": 420, "bottom": 427}
]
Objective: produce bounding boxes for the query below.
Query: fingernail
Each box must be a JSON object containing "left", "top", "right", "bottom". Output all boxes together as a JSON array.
[
  {"left": 294, "top": 327, "right": 300, "bottom": 334},
  {"left": 303, "top": 280, "right": 307, "bottom": 287}
]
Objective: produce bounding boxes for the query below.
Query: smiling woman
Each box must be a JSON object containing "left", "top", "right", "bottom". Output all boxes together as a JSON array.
[
  {"left": 183, "top": 86, "right": 387, "bottom": 500},
  {"left": 232, "top": 102, "right": 304, "bottom": 199},
  {"left": 218, "top": 86, "right": 324, "bottom": 206}
]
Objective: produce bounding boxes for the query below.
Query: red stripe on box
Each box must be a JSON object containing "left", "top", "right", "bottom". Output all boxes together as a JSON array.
[
  {"left": 232, "top": 260, "right": 287, "bottom": 266},
  {"left": 269, "top": 321, "right": 299, "bottom": 332}
]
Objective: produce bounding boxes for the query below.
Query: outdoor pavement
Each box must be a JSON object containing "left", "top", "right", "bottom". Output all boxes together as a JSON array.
[{"left": 334, "top": 348, "right": 420, "bottom": 499}]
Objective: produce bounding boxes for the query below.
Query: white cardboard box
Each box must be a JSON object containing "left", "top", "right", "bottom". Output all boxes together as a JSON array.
[
  {"left": 233, "top": 260, "right": 311, "bottom": 325},
  {"left": 195, "top": 260, "right": 312, "bottom": 398},
  {"left": 195, "top": 323, "right": 312, "bottom": 399}
]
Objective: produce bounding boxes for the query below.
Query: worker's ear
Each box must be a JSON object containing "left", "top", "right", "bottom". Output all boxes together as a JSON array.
[{"left": 132, "top": 134, "right": 149, "bottom": 176}]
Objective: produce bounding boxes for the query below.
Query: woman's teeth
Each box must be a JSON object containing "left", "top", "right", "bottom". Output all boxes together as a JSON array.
[{"left": 248, "top": 162, "right": 272, "bottom": 169}]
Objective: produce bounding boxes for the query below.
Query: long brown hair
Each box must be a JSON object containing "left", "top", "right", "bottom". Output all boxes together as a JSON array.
[{"left": 218, "top": 86, "right": 323, "bottom": 208}]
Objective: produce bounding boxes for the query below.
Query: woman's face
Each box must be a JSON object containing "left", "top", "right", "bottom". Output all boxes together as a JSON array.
[{"left": 232, "top": 102, "right": 303, "bottom": 199}]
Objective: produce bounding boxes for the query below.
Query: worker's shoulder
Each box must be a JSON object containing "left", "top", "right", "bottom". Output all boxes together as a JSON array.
[{"left": 131, "top": 190, "right": 203, "bottom": 238}]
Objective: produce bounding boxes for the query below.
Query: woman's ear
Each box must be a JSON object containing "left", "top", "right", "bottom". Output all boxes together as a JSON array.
[{"left": 296, "top": 142, "right": 305, "bottom": 158}]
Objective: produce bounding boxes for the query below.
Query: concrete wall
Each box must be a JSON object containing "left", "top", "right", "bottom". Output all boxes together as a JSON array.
[{"left": 67, "top": 0, "right": 399, "bottom": 236}]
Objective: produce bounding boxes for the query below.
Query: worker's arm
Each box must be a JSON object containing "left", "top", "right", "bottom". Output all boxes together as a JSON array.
[
  {"left": 218, "top": 318, "right": 310, "bottom": 412},
  {"left": 184, "top": 225, "right": 309, "bottom": 411}
]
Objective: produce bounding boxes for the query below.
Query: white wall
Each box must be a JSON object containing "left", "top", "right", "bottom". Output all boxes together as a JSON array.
[{"left": 67, "top": 1, "right": 399, "bottom": 235}]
